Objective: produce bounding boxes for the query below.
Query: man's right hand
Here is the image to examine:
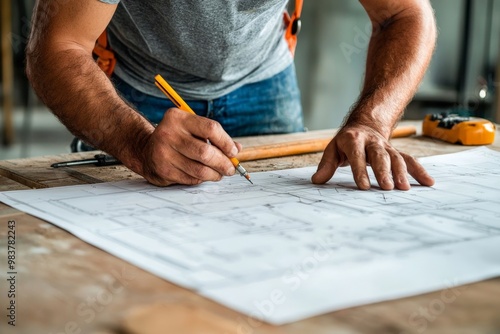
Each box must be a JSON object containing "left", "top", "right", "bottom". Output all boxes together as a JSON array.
[
  {"left": 140, "top": 108, "right": 241, "bottom": 186},
  {"left": 26, "top": 0, "right": 239, "bottom": 187}
]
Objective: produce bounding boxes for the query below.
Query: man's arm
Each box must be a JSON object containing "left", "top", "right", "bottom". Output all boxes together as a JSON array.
[
  {"left": 312, "top": 0, "right": 437, "bottom": 190},
  {"left": 26, "top": 0, "right": 239, "bottom": 186}
]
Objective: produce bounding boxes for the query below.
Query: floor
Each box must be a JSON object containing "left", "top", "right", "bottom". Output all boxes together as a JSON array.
[{"left": 0, "top": 106, "right": 74, "bottom": 160}]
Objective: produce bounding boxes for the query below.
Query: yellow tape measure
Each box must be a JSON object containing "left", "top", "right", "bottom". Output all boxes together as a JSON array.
[{"left": 422, "top": 113, "right": 496, "bottom": 145}]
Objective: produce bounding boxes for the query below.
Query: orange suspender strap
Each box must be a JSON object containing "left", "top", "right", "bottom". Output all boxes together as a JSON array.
[
  {"left": 93, "top": 30, "right": 116, "bottom": 77},
  {"left": 284, "top": 0, "right": 303, "bottom": 56}
]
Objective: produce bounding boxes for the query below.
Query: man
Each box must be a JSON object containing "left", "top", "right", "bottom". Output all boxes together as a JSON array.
[{"left": 26, "top": 0, "right": 436, "bottom": 190}]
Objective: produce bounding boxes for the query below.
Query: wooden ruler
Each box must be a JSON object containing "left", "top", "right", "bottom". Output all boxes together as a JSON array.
[{"left": 237, "top": 125, "right": 416, "bottom": 162}]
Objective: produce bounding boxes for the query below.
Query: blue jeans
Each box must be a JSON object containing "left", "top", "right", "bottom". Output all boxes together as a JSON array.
[{"left": 112, "top": 65, "right": 305, "bottom": 137}]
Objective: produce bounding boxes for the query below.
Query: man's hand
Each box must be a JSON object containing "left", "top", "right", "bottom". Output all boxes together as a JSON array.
[
  {"left": 26, "top": 1, "right": 241, "bottom": 187},
  {"left": 311, "top": 0, "right": 437, "bottom": 190},
  {"left": 312, "top": 123, "right": 434, "bottom": 190},
  {"left": 140, "top": 108, "right": 242, "bottom": 186}
]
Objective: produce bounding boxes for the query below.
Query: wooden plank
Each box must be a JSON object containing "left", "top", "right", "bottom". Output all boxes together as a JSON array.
[
  {"left": 0, "top": 152, "right": 106, "bottom": 188},
  {"left": 237, "top": 126, "right": 416, "bottom": 162},
  {"left": 0, "top": 153, "right": 84, "bottom": 187},
  {"left": 0, "top": 151, "right": 143, "bottom": 188},
  {"left": 0, "top": 175, "right": 30, "bottom": 192},
  {"left": 236, "top": 128, "right": 337, "bottom": 148},
  {"left": 65, "top": 164, "right": 143, "bottom": 183}
]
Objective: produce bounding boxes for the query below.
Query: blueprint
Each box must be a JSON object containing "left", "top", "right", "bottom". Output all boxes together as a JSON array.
[{"left": 1, "top": 147, "right": 500, "bottom": 324}]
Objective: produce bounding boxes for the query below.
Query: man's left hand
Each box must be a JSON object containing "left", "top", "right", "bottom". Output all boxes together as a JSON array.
[{"left": 311, "top": 123, "right": 435, "bottom": 190}]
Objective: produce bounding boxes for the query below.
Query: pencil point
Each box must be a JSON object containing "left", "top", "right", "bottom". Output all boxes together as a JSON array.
[{"left": 244, "top": 174, "right": 253, "bottom": 184}]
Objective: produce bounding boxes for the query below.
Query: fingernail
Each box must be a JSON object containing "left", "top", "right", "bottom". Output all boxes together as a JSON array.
[
  {"left": 361, "top": 178, "right": 370, "bottom": 189},
  {"left": 230, "top": 146, "right": 238, "bottom": 157},
  {"left": 384, "top": 177, "right": 394, "bottom": 188},
  {"left": 311, "top": 173, "right": 319, "bottom": 184}
]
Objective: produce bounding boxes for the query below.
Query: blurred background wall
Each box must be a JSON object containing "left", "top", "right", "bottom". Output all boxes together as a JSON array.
[
  {"left": 294, "top": 0, "right": 500, "bottom": 129},
  {"left": 1, "top": 0, "right": 499, "bottom": 158}
]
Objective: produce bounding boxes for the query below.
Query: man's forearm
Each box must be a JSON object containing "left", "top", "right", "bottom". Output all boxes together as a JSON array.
[
  {"left": 346, "top": 3, "right": 437, "bottom": 137},
  {"left": 26, "top": 45, "right": 153, "bottom": 175}
]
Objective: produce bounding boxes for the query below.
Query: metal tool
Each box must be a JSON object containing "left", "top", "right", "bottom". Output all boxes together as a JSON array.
[{"left": 51, "top": 154, "right": 121, "bottom": 168}]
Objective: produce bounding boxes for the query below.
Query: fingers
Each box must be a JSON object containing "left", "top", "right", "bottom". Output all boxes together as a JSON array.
[
  {"left": 141, "top": 108, "right": 240, "bottom": 186},
  {"left": 315, "top": 128, "right": 372, "bottom": 189},
  {"left": 311, "top": 141, "right": 340, "bottom": 184},
  {"left": 388, "top": 149, "right": 410, "bottom": 190},
  {"left": 368, "top": 149, "right": 434, "bottom": 190},
  {"left": 366, "top": 144, "right": 393, "bottom": 190},
  {"left": 143, "top": 154, "right": 203, "bottom": 187},
  {"left": 170, "top": 108, "right": 238, "bottom": 175},
  {"left": 401, "top": 152, "right": 435, "bottom": 187},
  {"left": 368, "top": 147, "right": 433, "bottom": 190},
  {"left": 346, "top": 146, "right": 371, "bottom": 190},
  {"left": 313, "top": 124, "right": 434, "bottom": 191},
  {"left": 176, "top": 135, "right": 235, "bottom": 177},
  {"left": 234, "top": 141, "right": 243, "bottom": 153},
  {"left": 148, "top": 171, "right": 202, "bottom": 187},
  {"left": 184, "top": 111, "right": 239, "bottom": 157},
  {"left": 147, "top": 147, "right": 227, "bottom": 187}
]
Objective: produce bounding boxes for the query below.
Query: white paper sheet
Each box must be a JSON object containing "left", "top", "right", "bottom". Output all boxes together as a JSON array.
[{"left": 1, "top": 147, "right": 500, "bottom": 325}]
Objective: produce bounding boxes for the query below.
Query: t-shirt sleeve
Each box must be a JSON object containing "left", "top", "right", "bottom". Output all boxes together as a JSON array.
[{"left": 98, "top": 0, "right": 120, "bottom": 4}]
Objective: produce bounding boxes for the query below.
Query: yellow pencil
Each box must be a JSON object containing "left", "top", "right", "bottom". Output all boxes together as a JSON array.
[{"left": 154, "top": 74, "right": 253, "bottom": 184}]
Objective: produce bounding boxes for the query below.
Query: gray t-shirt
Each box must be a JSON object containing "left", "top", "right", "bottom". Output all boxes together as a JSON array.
[{"left": 99, "top": 0, "right": 293, "bottom": 100}]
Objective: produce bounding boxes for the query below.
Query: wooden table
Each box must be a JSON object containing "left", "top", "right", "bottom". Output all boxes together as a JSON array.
[{"left": 1, "top": 121, "right": 499, "bottom": 334}]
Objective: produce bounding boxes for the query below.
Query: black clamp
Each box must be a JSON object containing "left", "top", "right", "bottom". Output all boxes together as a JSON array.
[{"left": 291, "top": 18, "right": 302, "bottom": 36}]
